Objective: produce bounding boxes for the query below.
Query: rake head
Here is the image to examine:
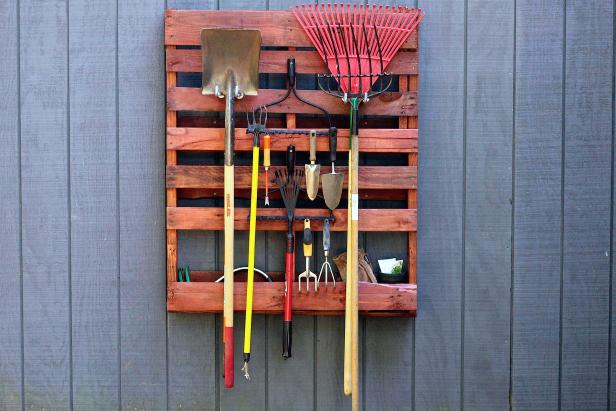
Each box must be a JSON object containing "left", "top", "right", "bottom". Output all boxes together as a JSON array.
[
  {"left": 275, "top": 168, "right": 303, "bottom": 220},
  {"left": 292, "top": 3, "right": 424, "bottom": 101}
]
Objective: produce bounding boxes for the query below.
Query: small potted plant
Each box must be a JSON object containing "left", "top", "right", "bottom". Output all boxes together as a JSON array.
[{"left": 376, "top": 258, "right": 407, "bottom": 283}]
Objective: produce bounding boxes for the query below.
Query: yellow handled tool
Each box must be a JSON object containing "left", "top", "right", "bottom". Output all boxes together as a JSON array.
[{"left": 242, "top": 131, "right": 260, "bottom": 379}]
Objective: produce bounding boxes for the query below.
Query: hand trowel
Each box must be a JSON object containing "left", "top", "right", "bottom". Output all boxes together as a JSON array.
[
  {"left": 321, "top": 127, "right": 343, "bottom": 210},
  {"left": 305, "top": 130, "right": 320, "bottom": 200}
]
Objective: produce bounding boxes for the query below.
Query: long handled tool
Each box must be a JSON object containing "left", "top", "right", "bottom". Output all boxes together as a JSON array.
[
  {"left": 242, "top": 124, "right": 261, "bottom": 379},
  {"left": 275, "top": 146, "right": 303, "bottom": 358},
  {"left": 201, "top": 28, "right": 261, "bottom": 389},
  {"left": 292, "top": 5, "right": 424, "bottom": 406}
]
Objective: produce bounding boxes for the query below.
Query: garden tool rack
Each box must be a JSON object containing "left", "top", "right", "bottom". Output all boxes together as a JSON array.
[{"left": 165, "top": 9, "right": 418, "bottom": 316}]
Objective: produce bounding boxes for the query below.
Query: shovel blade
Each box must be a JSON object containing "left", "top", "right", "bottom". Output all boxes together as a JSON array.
[
  {"left": 201, "top": 29, "right": 261, "bottom": 96},
  {"left": 322, "top": 173, "right": 344, "bottom": 210},
  {"left": 305, "top": 164, "right": 320, "bottom": 200}
]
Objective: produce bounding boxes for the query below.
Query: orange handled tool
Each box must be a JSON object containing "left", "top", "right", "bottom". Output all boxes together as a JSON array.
[{"left": 263, "top": 134, "right": 271, "bottom": 206}]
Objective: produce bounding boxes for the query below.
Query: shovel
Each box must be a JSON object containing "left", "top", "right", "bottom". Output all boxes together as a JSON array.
[
  {"left": 305, "top": 130, "right": 320, "bottom": 200},
  {"left": 321, "top": 128, "right": 343, "bottom": 210},
  {"left": 201, "top": 28, "right": 261, "bottom": 389}
]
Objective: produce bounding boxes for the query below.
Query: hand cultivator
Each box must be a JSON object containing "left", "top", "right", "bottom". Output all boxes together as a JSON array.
[{"left": 292, "top": 4, "right": 424, "bottom": 408}]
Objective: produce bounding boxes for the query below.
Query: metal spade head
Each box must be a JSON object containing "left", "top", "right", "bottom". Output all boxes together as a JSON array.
[
  {"left": 321, "top": 172, "right": 344, "bottom": 210},
  {"left": 201, "top": 29, "right": 261, "bottom": 97}
]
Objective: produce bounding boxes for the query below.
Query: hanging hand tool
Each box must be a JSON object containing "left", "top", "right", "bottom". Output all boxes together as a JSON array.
[
  {"left": 305, "top": 130, "right": 320, "bottom": 201},
  {"left": 263, "top": 133, "right": 271, "bottom": 206},
  {"left": 275, "top": 146, "right": 302, "bottom": 359},
  {"left": 321, "top": 128, "right": 343, "bottom": 210},
  {"left": 242, "top": 120, "right": 261, "bottom": 380},
  {"left": 298, "top": 219, "right": 318, "bottom": 292},
  {"left": 201, "top": 28, "right": 262, "bottom": 389},
  {"left": 318, "top": 219, "right": 335, "bottom": 287}
]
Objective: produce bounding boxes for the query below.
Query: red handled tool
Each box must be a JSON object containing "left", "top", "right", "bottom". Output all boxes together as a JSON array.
[{"left": 275, "top": 145, "right": 302, "bottom": 358}]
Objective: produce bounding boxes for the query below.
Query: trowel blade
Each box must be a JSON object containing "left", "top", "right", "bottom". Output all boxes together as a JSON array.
[
  {"left": 305, "top": 164, "right": 320, "bottom": 200},
  {"left": 321, "top": 173, "right": 344, "bottom": 210}
]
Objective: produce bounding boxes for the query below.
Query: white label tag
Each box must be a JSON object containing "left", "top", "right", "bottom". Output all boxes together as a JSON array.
[{"left": 351, "top": 194, "right": 359, "bottom": 221}]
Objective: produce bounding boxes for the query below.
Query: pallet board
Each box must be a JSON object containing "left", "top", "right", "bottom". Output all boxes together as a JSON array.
[{"left": 165, "top": 9, "right": 418, "bottom": 315}]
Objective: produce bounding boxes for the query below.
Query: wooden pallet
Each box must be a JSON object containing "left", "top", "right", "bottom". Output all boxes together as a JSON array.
[{"left": 165, "top": 9, "right": 418, "bottom": 316}]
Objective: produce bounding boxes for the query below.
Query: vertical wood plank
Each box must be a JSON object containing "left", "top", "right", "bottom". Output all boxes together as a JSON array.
[
  {"left": 118, "top": 0, "right": 167, "bottom": 408},
  {"left": 0, "top": 0, "right": 23, "bottom": 408},
  {"left": 364, "top": 227, "right": 411, "bottom": 410},
  {"left": 165, "top": 2, "right": 217, "bottom": 409},
  {"left": 68, "top": 0, "right": 120, "bottom": 408},
  {"left": 463, "top": 0, "right": 514, "bottom": 409},
  {"left": 20, "top": 0, "right": 71, "bottom": 408},
  {"left": 511, "top": 1, "right": 563, "bottom": 409},
  {"left": 167, "top": 232, "right": 217, "bottom": 410},
  {"left": 561, "top": 2, "right": 613, "bottom": 409},
  {"left": 414, "top": 0, "right": 464, "bottom": 409}
]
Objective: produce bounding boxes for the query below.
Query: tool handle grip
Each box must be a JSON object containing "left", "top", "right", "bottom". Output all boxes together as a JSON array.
[
  {"left": 287, "top": 145, "right": 295, "bottom": 176},
  {"left": 283, "top": 249, "right": 293, "bottom": 358},
  {"left": 303, "top": 219, "right": 312, "bottom": 257},
  {"left": 309, "top": 130, "right": 317, "bottom": 163},
  {"left": 287, "top": 58, "right": 296, "bottom": 89},
  {"left": 263, "top": 134, "right": 271, "bottom": 168},
  {"left": 323, "top": 219, "right": 330, "bottom": 252},
  {"left": 224, "top": 326, "right": 234, "bottom": 388},
  {"left": 329, "top": 127, "right": 337, "bottom": 163}
]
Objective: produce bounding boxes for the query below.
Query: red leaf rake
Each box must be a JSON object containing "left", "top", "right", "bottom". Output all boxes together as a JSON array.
[{"left": 292, "top": 4, "right": 424, "bottom": 409}]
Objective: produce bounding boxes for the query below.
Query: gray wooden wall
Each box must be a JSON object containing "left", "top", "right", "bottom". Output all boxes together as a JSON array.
[{"left": 1, "top": 0, "right": 614, "bottom": 410}]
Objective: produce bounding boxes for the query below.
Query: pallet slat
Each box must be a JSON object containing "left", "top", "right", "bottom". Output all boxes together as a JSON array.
[
  {"left": 166, "top": 165, "right": 416, "bottom": 190},
  {"left": 165, "top": 9, "right": 418, "bottom": 49},
  {"left": 167, "top": 282, "right": 417, "bottom": 313},
  {"left": 168, "top": 87, "right": 418, "bottom": 117},
  {"left": 177, "top": 188, "right": 411, "bottom": 201},
  {"left": 167, "top": 127, "right": 417, "bottom": 152},
  {"left": 167, "top": 207, "right": 416, "bottom": 232},
  {"left": 166, "top": 48, "right": 418, "bottom": 75}
]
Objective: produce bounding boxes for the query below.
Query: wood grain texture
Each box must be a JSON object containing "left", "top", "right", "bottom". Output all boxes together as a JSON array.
[
  {"left": 364, "top": 231, "right": 414, "bottom": 410},
  {"left": 168, "top": 87, "right": 418, "bottom": 117},
  {"left": 167, "top": 48, "right": 418, "bottom": 75},
  {"left": 165, "top": 9, "right": 418, "bottom": 49},
  {"left": 561, "top": 2, "right": 613, "bottom": 409},
  {"left": 167, "top": 207, "right": 417, "bottom": 232},
  {"left": 166, "top": 0, "right": 218, "bottom": 407},
  {"left": 463, "top": 0, "right": 514, "bottom": 409},
  {"left": 511, "top": 1, "right": 563, "bottom": 409},
  {"left": 167, "top": 127, "right": 418, "bottom": 153},
  {"left": 68, "top": 0, "right": 120, "bottom": 408},
  {"left": 20, "top": 0, "right": 71, "bottom": 408},
  {"left": 168, "top": 231, "right": 217, "bottom": 409},
  {"left": 118, "top": 0, "right": 167, "bottom": 408},
  {"left": 167, "top": 165, "right": 416, "bottom": 190},
  {"left": 0, "top": 0, "right": 22, "bottom": 408}
]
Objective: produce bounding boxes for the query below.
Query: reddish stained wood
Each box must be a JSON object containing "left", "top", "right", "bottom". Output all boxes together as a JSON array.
[
  {"left": 177, "top": 188, "right": 410, "bottom": 201},
  {"left": 177, "top": 115, "right": 400, "bottom": 130},
  {"left": 167, "top": 281, "right": 417, "bottom": 313},
  {"left": 164, "top": 9, "right": 418, "bottom": 49},
  {"left": 166, "top": 207, "right": 417, "bottom": 232},
  {"left": 166, "top": 165, "right": 416, "bottom": 190},
  {"left": 167, "top": 127, "right": 417, "bottom": 153},
  {"left": 167, "top": 87, "right": 418, "bottom": 117},
  {"left": 166, "top": 48, "right": 418, "bottom": 75},
  {"left": 188, "top": 270, "right": 285, "bottom": 282}
]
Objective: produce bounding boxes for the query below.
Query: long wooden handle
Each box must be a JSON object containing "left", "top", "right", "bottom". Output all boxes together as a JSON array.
[
  {"left": 350, "top": 134, "right": 360, "bottom": 411},
  {"left": 223, "top": 163, "right": 234, "bottom": 388}
]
